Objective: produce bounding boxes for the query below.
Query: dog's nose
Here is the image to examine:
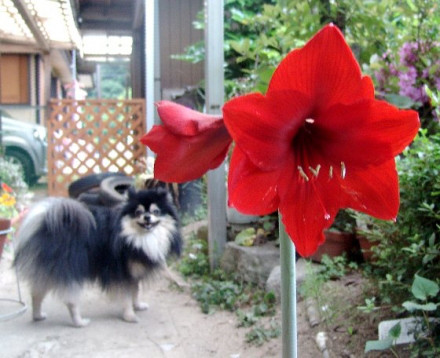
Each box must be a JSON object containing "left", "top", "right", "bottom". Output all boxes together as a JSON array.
[{"left": 143, "top": 213, "right": 151, "bottom": 223}]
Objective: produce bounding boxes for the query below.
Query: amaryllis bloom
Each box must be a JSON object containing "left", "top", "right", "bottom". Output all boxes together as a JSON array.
[
  {"left": 142, "top": 24, "right": 420, "bottom": 257},
  {"left": 140, "top": 101, "right": 232, "bottom": 182},
  {"left": 223, "top": 24, "right": 419, "bottom": 256}
]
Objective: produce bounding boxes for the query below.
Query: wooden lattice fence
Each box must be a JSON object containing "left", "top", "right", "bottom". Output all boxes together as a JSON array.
[{"left": 47, "top": 99, "right": 146, "bottom": 196}]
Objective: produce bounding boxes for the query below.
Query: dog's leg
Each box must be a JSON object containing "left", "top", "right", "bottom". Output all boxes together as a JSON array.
[
  {"left": 66, "top": 302, "right": 90, "bottom": 328},
  {"left": 121, "top": 283, "right": 140, "bottom": 323},
  {"left": 132, "top": 281, "right": 149, "bottom": 311},
  {"left": 163, "top": 264, "right": 189, "bottom": 288},
  {"left": 64, "top": 286, "right": 90, "bottom": 327},
  {"left": 31, "top": 286, "right": 48, "bottom": 321}
]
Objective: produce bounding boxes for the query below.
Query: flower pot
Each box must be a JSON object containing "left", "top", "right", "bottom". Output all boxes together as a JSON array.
[
  {"left": 0, "top": 218, "right": 12, "bottom": 260},
  {"left": 357, "top": 234, "right": 377, "bottom": 262},
  {"left": 226, "top": 206, "right": 259, "bottom": 225},
  {"left": 309, "top": 230, "right": 355, "bottom": 263}
]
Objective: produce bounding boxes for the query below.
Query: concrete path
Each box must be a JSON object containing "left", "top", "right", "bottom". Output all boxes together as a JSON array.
[
  {"left": 0, "top": 185, "right": 321, "bottom": 358},
  {"left": 0, "top": 250, "right": 265, "bottom": 358}
]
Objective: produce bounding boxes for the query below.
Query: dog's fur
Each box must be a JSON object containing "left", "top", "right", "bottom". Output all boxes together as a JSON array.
[{"left": 14, "top": 188, "right": 182, "bottom": 327}]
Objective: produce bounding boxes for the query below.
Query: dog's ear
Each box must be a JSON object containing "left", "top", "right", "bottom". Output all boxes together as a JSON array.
[
  {"left": 127, "top": 186, "right": 137, "bottom": 199},
  {"left": 156, "top": 187, "right": 174, "bottom": 205}
]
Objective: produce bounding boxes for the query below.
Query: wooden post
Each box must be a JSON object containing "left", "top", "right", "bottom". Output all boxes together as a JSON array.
[{"left": 205, "top": 0, "right": 227, "bottom": 270}]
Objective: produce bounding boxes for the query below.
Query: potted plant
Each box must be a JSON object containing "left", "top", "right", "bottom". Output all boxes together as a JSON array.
[
  {"left": 352, "top": 211, "right": 379, "bottom": 262},
  {"left": 0, "top": 157, "right": 30, "bottom": 259},
  {"left": 0, "top": 183, "right": 17, "bottom": 258},
  {"left": 309, "top": 209, "right": 357, "bottom": 262}
]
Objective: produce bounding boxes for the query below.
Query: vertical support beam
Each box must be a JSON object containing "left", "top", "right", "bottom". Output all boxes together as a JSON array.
[
  {"left": 279, "top": 216, "right": 298, "bottom": 358},
  {"left": 153, "top": 0, "right": 161, "bottom": 125},
  {"left": 145, "top": 0, "right": 155, "bottom": 157},
  {"left": 205, "top": 0, "right": 226, "bottom": 270}
]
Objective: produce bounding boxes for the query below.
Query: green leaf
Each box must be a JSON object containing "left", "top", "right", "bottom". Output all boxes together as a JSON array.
[
  {"left": 403, "top": 301, "right": 437, "bottom": 312},
  {"left": 428, "top": 233, "right": 435, "bottom": 247},
  {"left": 412, "top": 275, "right": 440, "bottom": 300},
  {"left": 235, "top": 227, "right": 256, "bottom": 246},
  {"left": 389, "top": 322, "right": 401, "bottom": 339},
  {"left": 365, "top": 337, "right": 393, "bottom": 353},
  {"left": 405, "top": 0, "right": 417, "bottom": 11},
  {"left": 383, "top": 93, "right": 416, "bottom": 109}
]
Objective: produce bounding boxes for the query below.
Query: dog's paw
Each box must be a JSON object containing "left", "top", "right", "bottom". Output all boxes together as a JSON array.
[
  {"left": 122, "top": 311, "right": 140, "bottom": 323},
  {"left": 33, "top": 312, "right": 47, "bottom": 322},
  {"left": 72, "top": 317, "right": 91, "bottom": 328},
  {"left": 133, "top": 302, "right": 149, "bottom": 311}
]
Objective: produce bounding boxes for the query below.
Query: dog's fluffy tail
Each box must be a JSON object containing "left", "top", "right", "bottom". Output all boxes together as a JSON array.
[
  {"left": 16, "top": 198, "right": 95, "bottom": 250},
  {"left": 14, "top": 198, "right": 96, "bottom": 287}
]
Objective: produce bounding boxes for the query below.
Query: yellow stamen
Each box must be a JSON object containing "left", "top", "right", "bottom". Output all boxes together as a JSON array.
[
  {"left": 341, "top": 162, "right": 346, "bottom": 179},
  {"left": 297, "top": 166, "right": 309, "bottom": 181},
  {"left": 309, "top": 164, "right": 321, "bottom": 177}
]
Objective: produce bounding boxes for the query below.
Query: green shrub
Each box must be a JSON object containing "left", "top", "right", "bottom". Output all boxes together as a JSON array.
[{"left": 363, "top": 131, "right": 440, "bottom": 306}]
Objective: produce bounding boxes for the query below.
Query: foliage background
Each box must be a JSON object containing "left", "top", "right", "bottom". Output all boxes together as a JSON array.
[{"left": 175, "top": 0, "right": 440, "bottom": 354}]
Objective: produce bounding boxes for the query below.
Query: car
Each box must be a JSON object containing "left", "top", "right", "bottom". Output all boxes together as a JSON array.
[{"left": 0, "top": 110, "right": 47, "bottom": 185}]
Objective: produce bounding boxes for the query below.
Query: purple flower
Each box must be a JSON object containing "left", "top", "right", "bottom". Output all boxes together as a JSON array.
[{"left": 399, "top": 42, "right": 419, "bottom": 66}]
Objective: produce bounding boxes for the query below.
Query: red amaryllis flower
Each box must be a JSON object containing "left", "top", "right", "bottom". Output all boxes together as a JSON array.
[
  {"left": 140, "top": 101, "right": 232, "bottom": 182},
  {"left": 223, "top": 24, "right": 420, "bottom": 256}
]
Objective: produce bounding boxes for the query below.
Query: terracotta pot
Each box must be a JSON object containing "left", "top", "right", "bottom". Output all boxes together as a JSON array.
[
  {"left": 0, "top": 218, "right": 12, "bottom": 260},
  {"left": 309, "top": 230, "right": 355, "bottom": 263},
  {"left": 357, "top": 234, "right": 377, "bottom": 262}
]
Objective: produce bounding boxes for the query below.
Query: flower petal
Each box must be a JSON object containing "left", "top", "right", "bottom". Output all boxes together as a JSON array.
[
  {"left": 340, "top": 160, "right": 400, "bottom": 220},
  {"left": 314, "top": 100, "right": 420, "bottom": 166},
  {"left": 223, "top": 91, "right": 311, "bottom": 170},
  {"left": 1, "top": 182, "right": 13, "bottom": 193},
  {"left": 156, "top": 101, "right": 224, "bottom": 136},
  {"left": 269, "top": 24, "right": 372, "bottom": 111},
  {"left": 277, "top": 164, "right": 340, "bottom": 257},
  {"left": 227, "top": 146, "right": 279, "bottom": 215},
  {"left": 141, "top": 124, "right": 231, "bottom": 183}
]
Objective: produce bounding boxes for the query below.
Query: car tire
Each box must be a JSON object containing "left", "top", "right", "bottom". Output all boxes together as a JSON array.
[
  {"left": 5, "top": 148, "right": 37, "bottom": 186},
  {"left": 68, "top": 172, "right": 127, "bottom": 198},
  {"left": 77, "top": 192, "right": 103, "bottom": 206},
  {"left": 99, "top": 176, "right": 134, "bottom": 206}
]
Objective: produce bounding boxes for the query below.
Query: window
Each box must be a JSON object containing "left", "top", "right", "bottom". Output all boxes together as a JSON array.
[{"left": 0, "top": 55, "right": 29, "bottom": 104}]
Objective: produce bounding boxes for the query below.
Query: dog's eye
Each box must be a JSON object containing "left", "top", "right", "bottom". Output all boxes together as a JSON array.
[
  {"left": 151, "top": 208, "right": 161, "bottom": 216},
  {"left": 135, "top": 209, "right": 144, "bottom": 217}
]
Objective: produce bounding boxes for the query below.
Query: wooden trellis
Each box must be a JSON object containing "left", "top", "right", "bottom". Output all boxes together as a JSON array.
[{"left": 47, "top": 99, "right": 146, "bottom": 197}]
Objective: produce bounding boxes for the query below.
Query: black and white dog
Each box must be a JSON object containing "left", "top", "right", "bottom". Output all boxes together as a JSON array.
[{"left": 14, "top": 188, "right": 182, "bottom": 327}]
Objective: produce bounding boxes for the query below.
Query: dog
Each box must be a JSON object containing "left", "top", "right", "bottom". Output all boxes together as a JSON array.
[{"left": 13, "top": 187, "right": 182, "bottom": 327}]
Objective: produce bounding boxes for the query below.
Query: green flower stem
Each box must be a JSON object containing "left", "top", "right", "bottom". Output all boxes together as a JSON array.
[{"left": 279, "top": 213, "right": 297, "bottom": 358}]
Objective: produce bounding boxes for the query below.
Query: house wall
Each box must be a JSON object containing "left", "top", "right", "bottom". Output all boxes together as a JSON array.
[
  {"left": 159, "top": 0, "right": 204, "bottom": 91},
  {"left": 132, "top": 0, "right": 204, "bottom": 99}
]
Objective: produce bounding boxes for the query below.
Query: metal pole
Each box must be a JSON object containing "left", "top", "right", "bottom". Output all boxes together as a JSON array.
[
  {"left": 153, "top": 0, "right": 161, "bottom": 125},
  {"left": 205, "top": 0, "right": 227, "bottom": 270},
  {"left": 279, "top": 214, "right": 298, "bottom": 358},
  {"left": 145, "top": 0, "right": 155, "bottom": 157}
]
